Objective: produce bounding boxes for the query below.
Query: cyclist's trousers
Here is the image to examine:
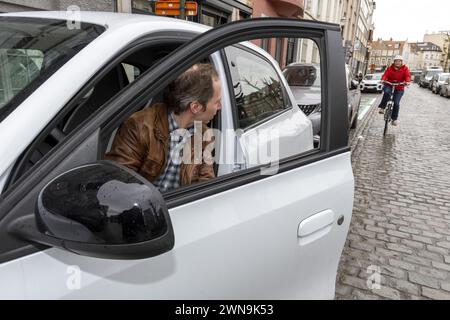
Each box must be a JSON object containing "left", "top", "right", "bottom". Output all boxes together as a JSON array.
[{"left": 378, "top": 86, "right": 405, "bottom": 120}]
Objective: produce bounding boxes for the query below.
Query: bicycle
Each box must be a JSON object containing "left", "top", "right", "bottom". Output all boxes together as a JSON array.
[{"left": 381, "top": 80, "right": 407, "bottom": 136}]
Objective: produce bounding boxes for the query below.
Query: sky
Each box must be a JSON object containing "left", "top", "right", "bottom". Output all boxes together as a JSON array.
[{"left": 372, "top": 0, "right": 450, "bottom": 42}]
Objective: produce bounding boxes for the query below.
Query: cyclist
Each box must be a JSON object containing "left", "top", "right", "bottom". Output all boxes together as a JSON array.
[{"left": 377, "top": 55, "right": 411, "bottom": 126}]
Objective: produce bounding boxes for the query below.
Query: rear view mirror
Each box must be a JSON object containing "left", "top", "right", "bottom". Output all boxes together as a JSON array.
[
  {"left": 10, "top": 161, "right": 174, "bottom": 259},
  {"left": 350, "top": 80, "right": 359, "bottom": 90}
]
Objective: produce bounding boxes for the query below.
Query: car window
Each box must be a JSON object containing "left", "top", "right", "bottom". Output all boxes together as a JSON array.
[
  {"left": 3, "top": 42, "right": 181, "bottom": 192},
  {"left": 0, "top": 49, "right": 43, "bottom": 105},
  {"left": 426, "top": 71, "right": 441, "bottom": 77},
  {"left": 0, "top": 17, "right": 105, "bottom": 123},
  {"left": 283, "top": 65, "right": 320, "bottom": 87},
  {"left": 122, "top": 63, "right": 142, "bottom": 83},
  {"left": 224, "top": 45, "right": 291, "bottom": 129},
  {"left": 365, "top": 74, "right": 381, "bottom": 80}
]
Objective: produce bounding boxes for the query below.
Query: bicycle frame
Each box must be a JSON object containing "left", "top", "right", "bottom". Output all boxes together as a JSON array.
[{"left": 382, "top": 81, "right": 406, "bottom": 136}]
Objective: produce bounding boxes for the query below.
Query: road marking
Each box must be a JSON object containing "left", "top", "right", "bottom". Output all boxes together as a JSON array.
[{"left": 358, "top": 97, "right": 377, "bottom": 120}]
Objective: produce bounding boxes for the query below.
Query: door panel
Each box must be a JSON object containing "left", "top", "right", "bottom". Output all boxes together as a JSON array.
[
  {"left": 0, "top": 18, "right": 351, "bottom": 299},
  {"left": 0, "top": 152, "right": 353, "bottom": 299}
]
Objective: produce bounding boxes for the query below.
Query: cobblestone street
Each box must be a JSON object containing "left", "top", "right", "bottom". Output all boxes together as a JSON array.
[{"left": 336, "top": 84, "right": 450, "bottom": 299}]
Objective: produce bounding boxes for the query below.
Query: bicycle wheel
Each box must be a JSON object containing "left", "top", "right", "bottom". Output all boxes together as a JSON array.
[{"left": 383, "top": 102, "right": 393, "bottom": 136}]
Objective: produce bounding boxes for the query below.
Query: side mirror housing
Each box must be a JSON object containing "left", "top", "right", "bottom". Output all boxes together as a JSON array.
[{"left": 10, "top": 161, "right": 174, "bottom": 259}]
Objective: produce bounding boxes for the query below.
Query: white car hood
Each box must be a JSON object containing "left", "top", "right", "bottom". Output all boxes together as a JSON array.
[{"left": 362, "top": 80, "right": 381, "bottom": 85}]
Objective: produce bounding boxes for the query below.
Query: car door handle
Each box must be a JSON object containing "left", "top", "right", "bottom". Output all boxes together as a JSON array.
[{"left": 297, "top": 209, "right": 335, "bottom": 246}]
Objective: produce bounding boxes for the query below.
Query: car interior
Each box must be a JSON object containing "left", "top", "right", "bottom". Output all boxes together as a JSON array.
[{"left": 4, "top": 42, "right": 221, "bottom": 191}]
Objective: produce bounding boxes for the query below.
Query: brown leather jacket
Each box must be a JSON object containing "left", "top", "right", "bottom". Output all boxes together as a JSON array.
[{"left": 105, "top": 103, "right": 215, "bottom": 187}]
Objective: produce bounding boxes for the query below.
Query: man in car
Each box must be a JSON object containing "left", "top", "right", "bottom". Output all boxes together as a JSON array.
[
  {"left": 377, "top": 55, "right": 411, "bottom": 126},
  {"left": 105, "top": 63, "right": 221, "bottom": 192}
]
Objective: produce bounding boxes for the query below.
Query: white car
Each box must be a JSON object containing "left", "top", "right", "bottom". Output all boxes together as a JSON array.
[
  {"left": 0, "top": 12, "right": 354, "bottom": 299},
  {"left": 359, "top": 73, "right": 383, "bottom": 93},
  {"left": 431, "top": 73, "right": 450, "bottom": 94},
  {"left": 440, "top": 78, "right": 450, "bottom": 98}
]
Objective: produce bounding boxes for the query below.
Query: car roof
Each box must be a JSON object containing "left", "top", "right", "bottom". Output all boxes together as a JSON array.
[
  {"left": 0, "top": 11, "right": 211, "bottom": 32},
  {"left": 0, "top": 11, "right": 274, "bottom": 61}
]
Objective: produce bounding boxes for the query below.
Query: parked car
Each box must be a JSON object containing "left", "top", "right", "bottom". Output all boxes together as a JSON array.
[
  {"left": 283, "top": 63, "right": 361, "bottom": 144},
  {"left": 430, "top": 73, "right": 450, "bottom": 94},
  {"left": 359, "top": 73, "right": 383, "bottom": 93},
  {"left": 346, "top": 65, "right": 362, "bottom": 129},
  {"left": 0, "top": 12, "right": 353, "bottom": 299},
  {"left": 283, "top": 63, "right": 321, "bottom": 145},
  {"left": 419, "top": 66, "right": 443, "bottom": 88},
  {"left": 410, "top": 70, "right": 422, "bottom": 84},
  {"left": 440, "top": 78, "right": 450, "bottom": 98}
]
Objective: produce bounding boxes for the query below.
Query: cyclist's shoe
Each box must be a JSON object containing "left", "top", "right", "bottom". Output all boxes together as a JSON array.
[
  {"left": 392, "top": 120, "right": 398, "bottom": 126},
  {"left": 378, "top": 108, "right": 385, "bottom": 114}
]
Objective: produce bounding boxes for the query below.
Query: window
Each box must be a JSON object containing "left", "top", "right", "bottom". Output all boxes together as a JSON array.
[
  {"left": 261, "top": 38, "right": 270, "bottom": 52},
  {"left": 122, "top": 63, "right": 141, "bottom": 83},
  {"left": 225, "top": 45, "right": 290, "bottom": 129},
  {"left": 0, "top": 17, "right": 105, "bottom": 122},
  {"left": 0, "top": 49, "right": 43, "bottom": 107},
  {"left": 285, "top": 38, "right": 297, "bottom": 66},
  {"left": 3, "top": 41, "right": 183, "bottom": 190},
  {"left": 284, "top": 64, "right": 321, "bottom": 87},
  {"left": 275, "top": 38, "right": 282, "bottom": 65},
  {"left": 201, "top": 6, "right": 230, "bottom": 27},
  {"left": 312, "top": 46, "right": 319, "bottom": 64},
  {"left": 301, "top": 40, "right": 308, "bottom": 63}
]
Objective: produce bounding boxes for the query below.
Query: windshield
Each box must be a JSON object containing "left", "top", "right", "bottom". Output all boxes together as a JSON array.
[
  {"left": 365, "top": 74, "right": 382, "bottom": 80},
  {"left": 283, "top": 65, "right": 321, "bottom": 87},
  {"left": 426, "top": 71, "right": 442, "bottom": 77},
  {"left": 0, "top": 17, "right": 105, "bottom": 122}
]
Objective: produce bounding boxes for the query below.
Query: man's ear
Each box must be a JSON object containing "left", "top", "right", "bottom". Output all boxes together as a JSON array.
[{"left": 190, "top": 101, "right": 203, "bottom": 114}]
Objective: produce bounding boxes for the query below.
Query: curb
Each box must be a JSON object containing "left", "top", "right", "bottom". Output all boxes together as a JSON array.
[{"left": 349, "top": 95, "right": 381, "bottom": 162}]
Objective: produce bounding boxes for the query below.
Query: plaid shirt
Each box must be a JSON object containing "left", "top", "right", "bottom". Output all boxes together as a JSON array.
[{"left": 153, "top": 113, "right": 194, "bottom": 192}]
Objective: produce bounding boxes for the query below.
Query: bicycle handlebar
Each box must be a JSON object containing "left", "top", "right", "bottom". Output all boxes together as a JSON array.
[{"left": 382, "top": 80, "right": 408, "bottom": 86}]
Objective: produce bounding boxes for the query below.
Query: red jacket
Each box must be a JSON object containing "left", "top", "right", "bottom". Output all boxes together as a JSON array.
[{"left": 381, "top": 64, "right": 411, "bottom": 91}]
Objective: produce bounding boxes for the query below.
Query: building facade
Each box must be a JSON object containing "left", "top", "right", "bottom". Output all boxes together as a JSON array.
[
  {"left": 298, "top": 0, "right": 343, "bottom": 65},
  {"left": 0, "top": 0, "right": 115, "bottom": 12},
  {"left": 0, "top": 1, "right": 253, "bottom": 28},
  {"left": 124, "top": 0, "right": 253, "bottom": 26},
  {"left": 341, "top": 0, "right": 360, "bottom": 59},
  {"left": 408, "top": 42, "right": 443, "bottom": 71},
  {"left": 351, "top": 0, "right": 374, "bottom": 75},
  {"left": 423, "top": 32, "right": 450, "bottom": 72},
  {"left": 251, "top": 0, "right": 304, "bottom": 69},
  {"left": 368, "top": 39, "right": 406, "bottom": 72}
]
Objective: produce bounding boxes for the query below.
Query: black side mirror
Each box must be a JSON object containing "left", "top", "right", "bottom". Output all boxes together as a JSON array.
[
  {"left": 350, "top": 80, "right": 359, "bottom": 90},
  {"left": 10, "top": 161, "right": 174, "bottom": 259}
]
